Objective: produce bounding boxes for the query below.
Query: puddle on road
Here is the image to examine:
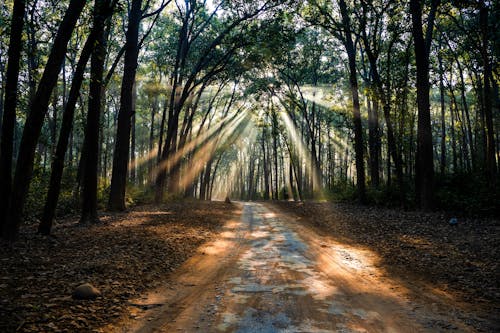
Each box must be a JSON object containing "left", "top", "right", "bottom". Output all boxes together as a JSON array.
[{"left": 215, "top": 203, "right": 381, "bottom": 333}]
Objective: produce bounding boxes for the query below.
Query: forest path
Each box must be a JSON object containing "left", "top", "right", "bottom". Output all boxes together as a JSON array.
[{"left": 108, "top": 202, "right": 473, "bottom": 333}]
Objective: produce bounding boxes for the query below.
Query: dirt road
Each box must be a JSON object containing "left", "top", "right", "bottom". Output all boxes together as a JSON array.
[{"left": 108, "top": 202, "right": 476, "bottom": 332}]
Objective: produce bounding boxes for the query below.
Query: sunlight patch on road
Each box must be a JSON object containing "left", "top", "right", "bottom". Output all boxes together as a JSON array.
[
  {"left": 203, "top": 238, "right": 235, "bottom": 256},
  {"left": 203, "top": 221, "right": 243, "bottom": 256},
  {"left": 301, "top": 275, "right": 340, "bottom": 301},
  {"left": 315, "top": 241, "right": 381, "bottom": 283}
]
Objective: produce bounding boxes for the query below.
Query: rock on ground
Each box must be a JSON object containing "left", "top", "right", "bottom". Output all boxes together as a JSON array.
[{"left": 72, "top": 283, "right": 101, "bottom": 300}]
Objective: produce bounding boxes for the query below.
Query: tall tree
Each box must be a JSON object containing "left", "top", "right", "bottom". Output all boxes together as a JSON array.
[
  {"left": 338, "top": 0, "right": 366, "bottom": 203},
  {"left": 108, "top": 0, "right": 144, "bottom": 211},
  {"left": 0, "top": 0, "right": 26, "bottom": 235},
  {"left": 479, "top": 0, "right": 497, "bottom": 181},
  {"left": 80, "top": 0, "right": 109, "bottom": 224},
  {"left": 410, "top": 0, "right": 439, "bottom": 210}
]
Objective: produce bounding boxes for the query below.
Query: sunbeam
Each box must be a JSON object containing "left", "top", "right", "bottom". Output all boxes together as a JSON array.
[
  {"left": 279, "top": 110, "right": 323, "bottom": 196},
  {"left": 178, "top": 113, "right": 254, "bottom": 191},
  {"left": 211, "top": 121, "right": 258, "bottom": 199},
  {"left": 128, "top": 145, "right": 159, "bottom": 171},
  {"left": 149, "top": 110, "right": 248, "bottom": 181}
]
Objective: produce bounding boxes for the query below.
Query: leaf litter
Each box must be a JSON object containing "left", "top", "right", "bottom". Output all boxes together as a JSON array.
[{"left": 0, "top": 201, "right": 237, "bottom": 333}]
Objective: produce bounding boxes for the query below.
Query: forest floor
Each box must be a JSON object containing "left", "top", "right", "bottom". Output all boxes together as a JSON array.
[
  {"left": 0, "top": 201, "right": 238, "bottom": 333},
  {"left": 1, "top": 200, "right": 498, "bottom": 332}
]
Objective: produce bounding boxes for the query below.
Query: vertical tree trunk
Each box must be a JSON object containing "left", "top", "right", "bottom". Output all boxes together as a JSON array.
[
  {"left": 367, "top": 97, "right": 380, "bottom": 187},
  {"left": 203, "top": 160, "right": 213, "bottom": 200},
  {"left": 149, "top": 96, "right": 157, "bottom": 184},
  {"left": 0, "top": 0, "right": 26, "bottom": 234},
  {"left": 438, "top": 43, "right": 446, "bottom": 176},
  {"left": 272, "top": 111, "right": 279, "bottom": 199},
  {"left": 3, "top": 0, "right": 87, "bottom": 240},
  {"left": 480, "top": 1, "right": 497, "bottom": 180},
  {"left": 51, "top": 86, "right": 58, "bottom": 154},
  {"left": 410, "top": 0, "right": 437, "bottom": 210},
  {"left": 362, "top": 30, "right": 404, "bottom": 202},
  {"left": 209, "top": 156, "right": 222, "bottom": 200},
  {"left": 80, "top": 0, "right": 107, "bottom": 224},
  {"left": 455, "top": 58, "right": 474, "bottom": 171},
  {"left": 262, "top": 127, "right": 270, "bottom": 200},
  {"left": 130, "top": 87, "right": 137, "bottom": 184},
  {"left": 108, "top": 0, "right": 143, "bottom": 210},
  {"left": 450, "top": 99, "right": 458, "bottom": 172},
  {"left": 339, "top": 0, "right": 366, "bottom": 203}
]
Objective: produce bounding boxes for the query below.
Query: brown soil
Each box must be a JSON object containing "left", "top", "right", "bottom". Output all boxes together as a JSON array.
[{"left": 0, "top": 201, "right": 238, "bottom": 333}]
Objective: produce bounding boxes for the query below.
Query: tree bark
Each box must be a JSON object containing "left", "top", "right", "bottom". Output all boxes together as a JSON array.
[
  {"left": 339, "top": 0, "right": 366, "bottom": 203},
  {"left": 0, "top": 0, "right": 26, "bottom": 235},
  {"left": 80, "top": 0, "right": 108, "bottom": 224},
  {"left": 262, "top": 126, "right": 270, "bottom": 200},
  {"left": 130, "top": 84, "right": 137, "bottom": 184},
  {"left": 272, "top": 110, "right": 279, "bottom": 199},
  {"left": 410, "top": 0, "right": 438, "bottom": 210},
  {"left": 480, "top": 1, "right": 497, "bottom": 181},
  {"left": 438, "top": 43, "right": 446, "bottom": 176},
  {"left": 108, "top": 0, "right": 143, "bottom": 211},
  {"left": 367, "top": 97, "right": 380, "bottom": 187},
  {"left": 149, "top": 95, "right": 157, "bottom": 184}
]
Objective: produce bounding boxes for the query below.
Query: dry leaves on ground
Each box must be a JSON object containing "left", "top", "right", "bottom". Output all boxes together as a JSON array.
[{"left": 0, "top": 201, "right": 238, "bottom": 333}]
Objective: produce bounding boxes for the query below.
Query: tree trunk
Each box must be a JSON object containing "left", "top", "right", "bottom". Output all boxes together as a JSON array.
[
  {"left": 454, "top": 57, "right": 474, "bottom": 171},
  {"left": 80, "top": 0, "right": 108, "bottom": 224},
  {"left": 450, "top": 98, "right": 457, "bottom": 173},
  {"left": 262, "top": 127, "right": 270, "bottom": 200},
  {"left": 367, "top": 97, "right": 380, "bottom": 187},
  {"left": 108, "top": 0, "right": 143, "bottom": 211},
  {"left": 410, "top": 0, "right": 437, "bottom": 210},
  {"left": 480, "top": 1, "right": 497, "bottom": 181},
  {"left": 272, "top": 111, "right": 279, "bottom": 199},
  {"left": 0, "top": 54, "right": 4, "bottom": 135},
  {"left": 130, "top": 85, "right": 137, "bottom": 184},
  {"left": 3, "top": 0, "right": 87, "bottom": 241},
  {"left": 0, "top": 0, "right": 26, "bottom": 235},
  {"left": 438, "top": 42, "right": 446, "bottom": 176},
  {"left": 339, "top": 0, "right": 366, "bottom": 203},
  {"left": 149, "top": 96, "right": 157, "bottom": 184}
]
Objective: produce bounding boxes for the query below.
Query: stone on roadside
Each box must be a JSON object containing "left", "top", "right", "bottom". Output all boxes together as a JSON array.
[{"left": 72, "top": 283, "right": 101, "bottom": 300}]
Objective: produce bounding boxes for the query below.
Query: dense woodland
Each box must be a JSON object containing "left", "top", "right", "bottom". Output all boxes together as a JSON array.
[{"left": 0, "top": 0, "right": 498, "bottom": 241}]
